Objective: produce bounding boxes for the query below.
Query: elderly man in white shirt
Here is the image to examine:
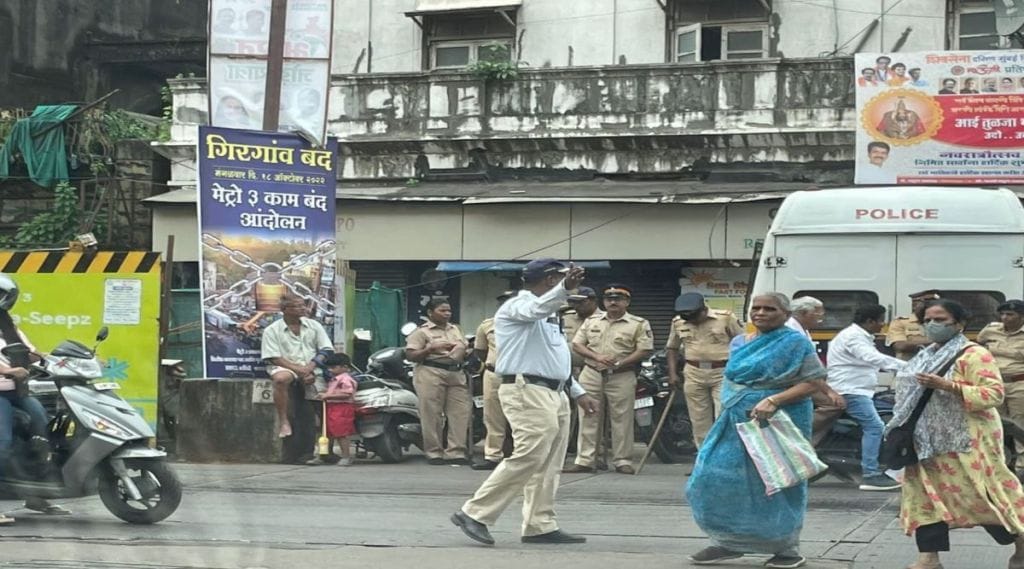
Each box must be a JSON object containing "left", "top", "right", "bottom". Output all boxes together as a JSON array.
[
  {"left": 786, "top": 296, "right": 824, "bottom": 340},
  {"left": 452, "top": 258, "right": 599, "bottom": 547},
  {"left": 824, "top": 304, "right": 905, "bottom": 492}
]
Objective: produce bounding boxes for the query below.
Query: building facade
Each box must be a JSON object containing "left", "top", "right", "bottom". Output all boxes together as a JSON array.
[{"left": 149, "top": 0, "right": 1017, "bottom": 342}]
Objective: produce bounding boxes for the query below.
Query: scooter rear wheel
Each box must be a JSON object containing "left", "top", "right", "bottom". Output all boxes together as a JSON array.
[{"left": 98, "top": 459, "right": 182, "bottom": 524}]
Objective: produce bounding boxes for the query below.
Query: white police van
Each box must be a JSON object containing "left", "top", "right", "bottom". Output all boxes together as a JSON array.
[{"left": 749, "top": 186, "right": 1024, "bottom": 336}]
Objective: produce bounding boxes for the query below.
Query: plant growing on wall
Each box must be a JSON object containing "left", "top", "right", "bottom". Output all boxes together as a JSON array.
[
  {"left": 466, "top": 44, "right": 523, "bottom": 81},
  {"left": 0, "top": 181, "right": 107, "bottom": 248}
]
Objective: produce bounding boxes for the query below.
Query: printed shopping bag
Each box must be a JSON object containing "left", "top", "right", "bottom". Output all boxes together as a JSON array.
[{"left": 736, "top": 413, "right": 827, "bottom": 496}]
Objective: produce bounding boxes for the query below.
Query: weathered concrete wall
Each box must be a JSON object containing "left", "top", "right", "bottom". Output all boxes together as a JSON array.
[
  {"left": 774, "top": 0, "right": 946, "bottom": 59},
  {"left": 0, "top": 0, "right": 206, "bottom": 110},
  {"left": 333, "top": 0, "right": 421, "bottom": 74},
  {"left": 517, "top": 0, "right": 665, "bottom": 68},
  {"left": 165, "top": 57, "right": 855, "bottom": 179},
  {"left": 327, "top": 0, "right": 948, "bottom": 74}
]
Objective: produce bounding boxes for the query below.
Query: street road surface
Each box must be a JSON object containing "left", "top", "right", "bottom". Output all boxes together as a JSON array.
[{"left": 0, "top": 452, "right": 1013, "bottom": 568}]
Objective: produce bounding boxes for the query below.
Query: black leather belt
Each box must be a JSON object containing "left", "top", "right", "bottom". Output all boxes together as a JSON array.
[
  {"left": 421, "top": 360, "right": 463, "bottom": 372},
  {"left": 501, "top": 374, "right": 564, "bottom": 391}
]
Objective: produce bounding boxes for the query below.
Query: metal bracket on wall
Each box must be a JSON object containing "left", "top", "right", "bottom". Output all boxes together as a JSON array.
[
  {"left": 654, "top": 0, "right": 667, "bottom": 11},
  {"left": 497, "top": 9, "right": 515, "bottom": 28},
  {"left": 410, "top": 15, "right": 424, "bottom": 29}
]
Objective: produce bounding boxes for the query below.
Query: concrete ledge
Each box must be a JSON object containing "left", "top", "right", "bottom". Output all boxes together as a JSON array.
[{"left": 178, "top": 378, "right": 283, "bottom": 463}]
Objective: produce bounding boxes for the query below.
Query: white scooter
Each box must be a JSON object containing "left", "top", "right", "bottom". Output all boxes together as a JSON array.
[{"left": 0, "top": 327, "right": 182, "bottom": 524}]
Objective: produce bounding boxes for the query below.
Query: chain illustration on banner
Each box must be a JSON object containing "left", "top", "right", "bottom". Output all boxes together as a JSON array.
[{"left": 201, "top": 233, "right": 336, "bottom": 313}]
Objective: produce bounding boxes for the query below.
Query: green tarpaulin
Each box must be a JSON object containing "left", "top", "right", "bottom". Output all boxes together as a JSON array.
[{"left": 0, "top": 104, "right": 76, "bottom": 188}]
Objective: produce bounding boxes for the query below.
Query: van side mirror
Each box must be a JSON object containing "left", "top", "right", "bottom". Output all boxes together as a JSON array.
[{"left": 96, "top": 327, "right": 109, "bottom": 342}]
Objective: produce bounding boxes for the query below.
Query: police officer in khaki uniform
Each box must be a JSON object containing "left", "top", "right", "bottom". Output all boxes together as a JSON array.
[
  {"left": 471, "top": 290, "right": 517, "bottom": 471},
  {"left": 566, "top": 284, "right": 653, "bottom": 474},
  {"left": 561, "top": 286, "right": 602, "bottom": 376},
  {"left": 886, "top": 290, "right": 940, "bottom": 361},
  {"left": 405, "top": 298, "right": 470, "bottom": 465},
  {"left": 666, "top": 292, "right": 744, "bottom": 448},
  {"left": 978, "top": 299, "right": 1024, "bottom": 452}
]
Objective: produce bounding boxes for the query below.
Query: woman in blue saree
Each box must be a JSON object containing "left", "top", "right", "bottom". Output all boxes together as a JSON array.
[{"left": 686, "top": 293, "right": 827, "bottom": 569}]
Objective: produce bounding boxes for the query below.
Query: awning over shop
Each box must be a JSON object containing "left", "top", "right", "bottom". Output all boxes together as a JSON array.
[
  {"left": 436, "top": 261, "right": 610, "bottom": 272},
  {"left": 406, "top": 0, "right": 521, "bottom": 16}
]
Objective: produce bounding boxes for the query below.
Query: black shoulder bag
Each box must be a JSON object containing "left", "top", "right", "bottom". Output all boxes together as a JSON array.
[{"left": 879, "top": 346, "right": 969, "bottom": 471}]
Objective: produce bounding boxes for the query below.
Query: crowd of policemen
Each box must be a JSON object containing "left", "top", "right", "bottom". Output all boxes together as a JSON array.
[{"left": 407, "top": 285, "right": 1024, "bottom": 470}]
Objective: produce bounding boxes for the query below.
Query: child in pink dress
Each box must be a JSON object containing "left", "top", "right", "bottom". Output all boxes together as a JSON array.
[{"left": 318, "top": 353, "right": 358, "bottom": 466}]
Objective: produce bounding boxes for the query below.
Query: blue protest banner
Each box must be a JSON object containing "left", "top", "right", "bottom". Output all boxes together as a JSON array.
[{"left": 197, "top": 126, "right": 337, "bottom": 378}]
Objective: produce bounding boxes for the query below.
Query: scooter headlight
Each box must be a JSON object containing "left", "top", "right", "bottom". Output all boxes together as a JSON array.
[
  {"left": 78, "top": 409, "right": 133, "bottom": 439},
  {"left": 57, "top": 357, "right": 104, "bottom": 379}
]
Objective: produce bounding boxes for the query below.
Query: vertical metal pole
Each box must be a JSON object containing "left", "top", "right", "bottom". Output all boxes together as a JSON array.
[
  {"left": 263, "top": 0, "right": 289, "bottom": 131},
  {"left": 157, "top": 236, "right": 175, "bottom": 441},
  {"left": 367, "top": 0, "right": 374, "bottom": 73}
]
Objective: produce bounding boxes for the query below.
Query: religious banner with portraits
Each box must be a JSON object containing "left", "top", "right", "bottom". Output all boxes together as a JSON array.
[
  {"left": 208, "top": 0, "right": 333, "bottom": 141},
  {"left": 855, "top": 51, "right": 1024, "bottom": 185},
  {"left": 197, "top": 126, "right": 338, "bottom": 378}
]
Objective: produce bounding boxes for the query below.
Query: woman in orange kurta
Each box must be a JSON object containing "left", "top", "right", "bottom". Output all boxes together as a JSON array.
[{"left": 890, "top": 300, "right": 1024, "bottom": 569}]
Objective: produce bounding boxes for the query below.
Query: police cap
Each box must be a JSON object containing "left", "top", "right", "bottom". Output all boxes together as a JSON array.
[{"left": 674, "top": 292, "right": 706, "bottom": 312}]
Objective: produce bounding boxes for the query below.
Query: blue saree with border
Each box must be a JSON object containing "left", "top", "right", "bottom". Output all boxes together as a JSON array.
[{"left": 685, "top": 327, "right": 826, "bottom": 555}]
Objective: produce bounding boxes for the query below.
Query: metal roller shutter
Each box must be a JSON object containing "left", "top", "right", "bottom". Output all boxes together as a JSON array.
[{"left": 595, "top": 261, "right": 683, "bottom": 349}]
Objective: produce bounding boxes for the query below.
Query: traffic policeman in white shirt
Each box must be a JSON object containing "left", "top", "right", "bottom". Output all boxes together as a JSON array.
[
  {"left": 452, "top": 258, "right": 599, "bottom": 546},
  {"left": 821, "top": 304, "right": 905, "bottom": 492}
]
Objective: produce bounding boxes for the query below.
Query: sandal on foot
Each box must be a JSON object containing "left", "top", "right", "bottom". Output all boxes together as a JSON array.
[
  {"left": 766, "top": 554, "right": 807, "bottom": 568},
  {"left": 25, "top": 498, "right": 71, "bottom": 515}
]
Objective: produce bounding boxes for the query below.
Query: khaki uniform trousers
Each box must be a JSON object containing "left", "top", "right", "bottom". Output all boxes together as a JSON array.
[
  {"left": 575, "top": 367, "right": 636, "bottom": 468},
  {"left": 1003, "top": 381, "right": 1024, "bottom": 454},
  {"left": 413, "top": 365, "right": 470, "bottom": 460},
  {"left": 482, "top": 370, "right": 509, "bottom": 462},
  {"left": 683, "top": 365, "right": 724, "bottom": 448},
  {"left": 462, "top": 379, "right": 571, "bottom": 537}
]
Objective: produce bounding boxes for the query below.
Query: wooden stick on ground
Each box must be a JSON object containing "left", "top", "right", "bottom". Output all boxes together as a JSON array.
[{"left": 635, "top": 388, "right": 678, "bottom": 476}]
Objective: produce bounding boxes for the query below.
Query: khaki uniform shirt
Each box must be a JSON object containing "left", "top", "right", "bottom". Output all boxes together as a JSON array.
[
  {"left": 665, "top": 309, "right": 743, "bottom": 363},
  {"left": 886, "top": 315, "right": 926, "bottom": 361},
  {"left": 573, "top": 312, "right": 654, "bottom": 369},
  {"left": 563, "top": 309, "right": 603, "bottom": 369},
  {"left": 405, "top": 321, "right": 467, "bottom": 366},
  {"left": 978, "top": 322, "right": 1024, "bottom": 378},
  {"left": 474, "top": 318, "right": 498, "bottom": 366}
]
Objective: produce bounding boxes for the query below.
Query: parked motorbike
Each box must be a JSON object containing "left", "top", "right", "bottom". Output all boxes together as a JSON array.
[
  {"left": 1, "top": 327, "right": 182, "bottom": 524},
  {"left": 811, "top": 389, "right": 896, "bottom": 483},
  {"left": 352, "top": 373, "right": 422, "bottom": 463},
  {"left": 635, "top": 350, "right": 697, "bottom": 463}
]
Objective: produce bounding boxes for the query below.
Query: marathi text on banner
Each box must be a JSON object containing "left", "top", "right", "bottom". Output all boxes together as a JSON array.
[
  {"left": 855, "top": 50, "right": 1024, "bottom": 185},
  {"left": 197, "top": 126, "right": 338, "bottom": 378}
]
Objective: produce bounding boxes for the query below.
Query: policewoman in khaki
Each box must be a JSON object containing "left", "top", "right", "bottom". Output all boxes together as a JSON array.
[
  {"left": 666, "top": 292, "right": 743, "bottom": 448},
  {"left": 978, "top": 299, "right": 1024, "bottom": 451},
  {"left": 886, "top": 290, "right": 939, "bottom": 361},
  {"left": 568, "top": 284, "right": 653, "bottom": 474},
  {"left": 471, "top": 290, "right": 516, "bottom": 470},
  {"left": 405, "top": 298, "right": 470, "bottom": 465}
]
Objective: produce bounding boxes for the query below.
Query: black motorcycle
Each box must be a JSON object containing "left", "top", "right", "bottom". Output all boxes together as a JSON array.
[
  {"left": 635, "top": 350, "right": 697, "bottom": 463},
  {"left": 811, "top": 389, "right": 895, "bottom": 483}
]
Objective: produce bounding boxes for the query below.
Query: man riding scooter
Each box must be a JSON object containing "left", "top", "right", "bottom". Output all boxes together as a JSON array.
[
  {"left": 0, "top": 273, "right": 71, "bottom": 523},
  {"left": 814, "top": 305, "right": 905, "bottom": 491}
]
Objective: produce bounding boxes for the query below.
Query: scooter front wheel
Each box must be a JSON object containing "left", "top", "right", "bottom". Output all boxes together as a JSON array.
[{"left": 98, "top": 459, "right": 182, "bottom": 524}]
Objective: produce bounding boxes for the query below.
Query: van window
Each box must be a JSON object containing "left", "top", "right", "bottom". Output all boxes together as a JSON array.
[
  {"left": 932, "top": 291, "right": 1005, "bottom": 330},
  {"left": 793, "top": 291, "right": 879, "bottom": 330}
]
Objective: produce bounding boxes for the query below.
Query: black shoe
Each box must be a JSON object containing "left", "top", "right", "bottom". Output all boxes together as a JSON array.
[
  {"left": 447, "top": 458, "right": 472, "bottom": 466},
  {"left": 471, "top": 460, "right": 499, "bottom": 471},
  {"left": 689, "top": 546, "right": 743, "bottom": 565},
  {"left": 521, "top": 529, "right": 586, "bottom": 544},
  {"left": 427, "top": 458, "right": 446, "bottom": 465},
  {"left": 450, "top": 511, "right": 495, "bottom": 545}
]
